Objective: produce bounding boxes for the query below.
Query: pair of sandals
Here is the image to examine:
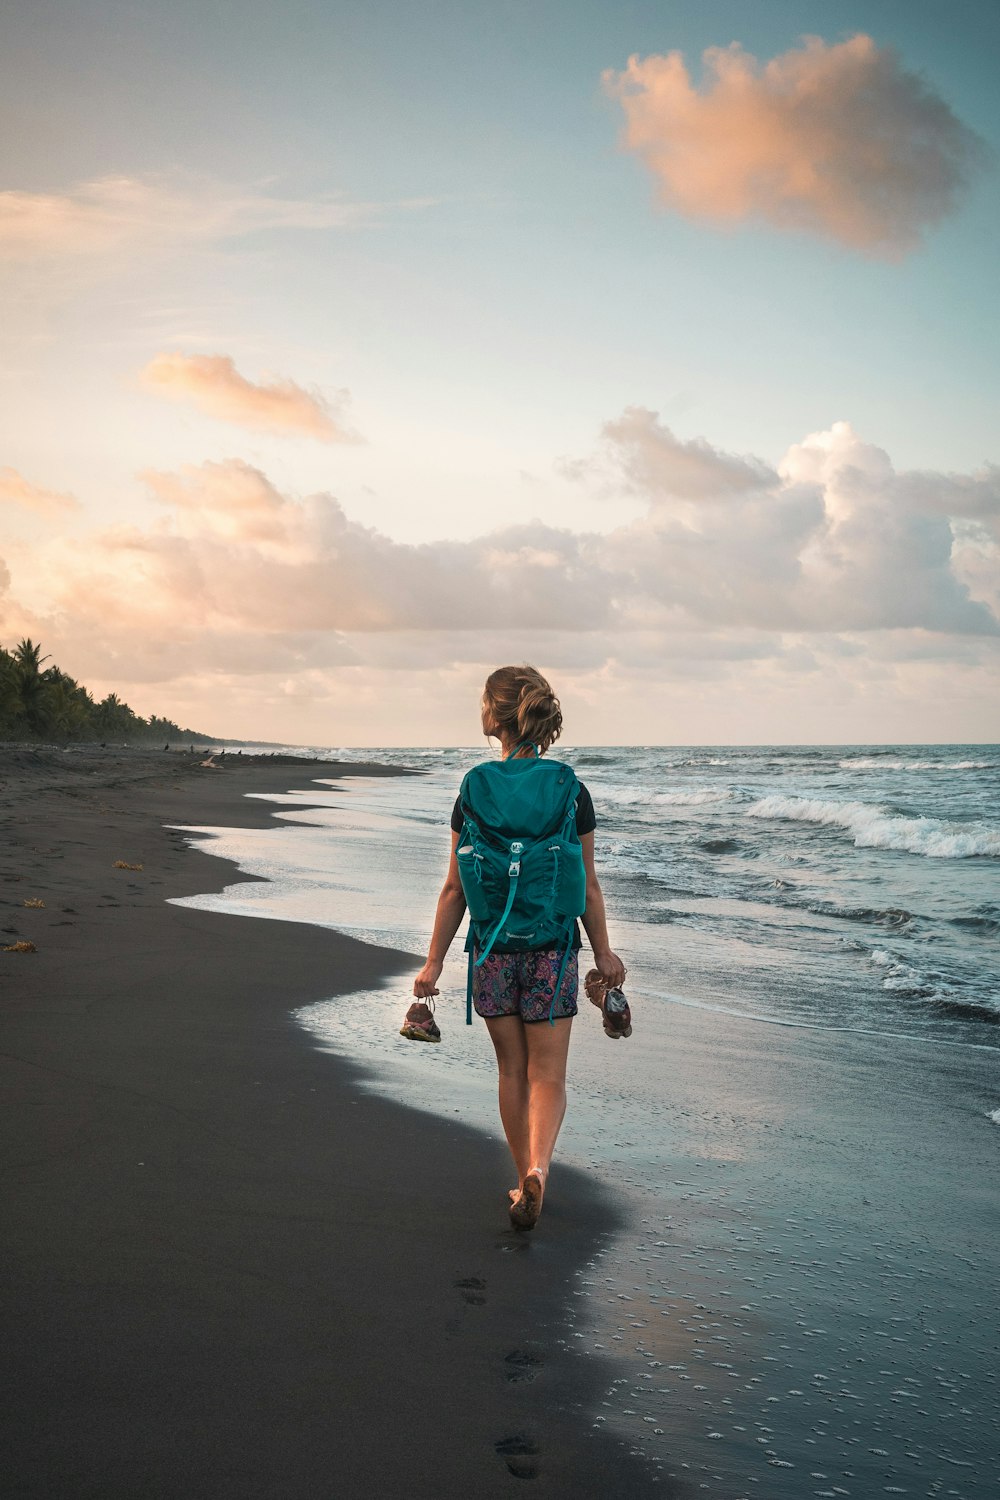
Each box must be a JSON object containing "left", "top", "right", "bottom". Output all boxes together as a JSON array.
[
  {"left": 402, "top": 979, "right": 634, "bottom": 1043},
  {"left": 584, "top": 969, "right": 633, "bottom": 1039}
]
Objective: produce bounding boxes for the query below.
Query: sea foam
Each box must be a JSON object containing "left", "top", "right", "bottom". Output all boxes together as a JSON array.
[
  {"left": 600, "top": 786, "right": 734, "bottom": 807},
  {"left": 838, "top": 757, "right": 994, "bottom": 771},
  {"left": 746, "top": 795, "right": 1000, "bottom": 859},
  {"left": 869, "top": 947, "right": 933, "bottom": 996}
]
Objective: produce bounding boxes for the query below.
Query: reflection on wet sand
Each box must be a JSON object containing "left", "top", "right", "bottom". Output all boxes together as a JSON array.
[{"left": 175, "top": 771, "right": 999, "bottom": 1495}]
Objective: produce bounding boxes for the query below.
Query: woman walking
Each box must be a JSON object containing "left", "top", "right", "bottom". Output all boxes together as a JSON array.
[{"left": 409, "top": 665, "right": 627, "bottom": 1231}]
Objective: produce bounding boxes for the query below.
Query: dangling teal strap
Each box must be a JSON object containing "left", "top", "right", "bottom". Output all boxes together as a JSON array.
[
  {"left": 475, "top": 861, "right": 520, "bottom": 966},
  {"left": 466, "top": 946, "right": 475, "bottom": 1025},
  {"left": 548, "top": 926, "right": 575, "bottom": 1025},
  {"left": 510, "top": 739, "right": 540, "bottom": 758}
]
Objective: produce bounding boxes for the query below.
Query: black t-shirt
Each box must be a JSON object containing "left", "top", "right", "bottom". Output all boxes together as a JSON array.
[
  {"left": 450, "top": 778, "right": 595, "bottom": 954},
  {"left": 450, "top": 779, "right": 596, "bottom": 837}
]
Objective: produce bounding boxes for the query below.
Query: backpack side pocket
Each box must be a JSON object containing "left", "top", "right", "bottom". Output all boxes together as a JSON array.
[
  {"left": 457, "top": 843, "right": 492, "bottom": 922},
  {"left": 551, "top": 838, "right": 587, "bottom": 919}
]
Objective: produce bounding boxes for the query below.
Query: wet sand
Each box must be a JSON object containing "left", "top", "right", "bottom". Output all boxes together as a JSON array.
[
  {"left": 4, "top": 745, "right": 997, "bottom": 1499},
  {"left": 561, "top": 996, "right": 1000, "bottom": 1495},
  {"left": 0, "top": 747, "right": 664, "bottom": 1498}
]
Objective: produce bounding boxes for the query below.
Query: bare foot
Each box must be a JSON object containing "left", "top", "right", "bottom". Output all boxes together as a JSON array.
[{"left": 509, "top": 1168, "right": 545, "bottom": 1231}]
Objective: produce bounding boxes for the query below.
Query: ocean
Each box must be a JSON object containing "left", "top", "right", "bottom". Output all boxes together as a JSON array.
[
  {"left": 173, "top": 743, "right": 999, "bottom": 1494},
  {"left": 185, "top": 742, "right": 1000, "bottom": 1047}
]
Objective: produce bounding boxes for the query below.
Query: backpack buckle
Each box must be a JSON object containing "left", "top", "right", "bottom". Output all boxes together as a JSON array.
[{"left": 509, "top": 859, "right": 521, "bottom": 877}]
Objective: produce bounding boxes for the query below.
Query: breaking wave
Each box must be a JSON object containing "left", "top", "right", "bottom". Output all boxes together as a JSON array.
[
  {"left": 951, "top": 910, "right": 1000, "bottom": 937},
  {"left": 806, "top": 901, "right": 913, "bottom": 927},
  {"left": 870, "top": 947, "right": 934, "bottom": 997},
  {"left": 600, "top": 786, "right": 734, "bottom": 807},
  {"left": 929, "top": 998, "right": 1000, "bottom": 1025},
  {"left": 865, "top": 952, "right": 1000, "bottom": 1023},
  {"left": 838, "top": 757, "right": 995, "bottom": 771},
  {"left": 746, "top": 795, "right": 1000, "bottom": 859}
]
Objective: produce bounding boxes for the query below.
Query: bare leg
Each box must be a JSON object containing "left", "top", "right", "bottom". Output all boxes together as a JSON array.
[
  {"left": 506, "top": 1019, "right": 573, "bottom": 1230},
  {"left": 523, "top": 1016, "right": 573, "bottom": 1182},
  {"left": 484, "top": 1016, "right": 530, "bottom": 1189}
]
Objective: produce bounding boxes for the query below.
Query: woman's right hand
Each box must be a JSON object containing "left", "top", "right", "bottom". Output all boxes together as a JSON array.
[
  {"left": 593, "top": 949, "right": 627, "bottom": 990},
  {"left": 413, "top": 959, "right": 444, "bottom": 999}
]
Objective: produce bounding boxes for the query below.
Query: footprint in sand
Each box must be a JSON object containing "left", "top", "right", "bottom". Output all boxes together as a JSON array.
[
  {"left": 495, "top": 1434, "right": 539, "bottom": 1480},
  {"left": 497, "top": 1233, "right": 531, "bottom": 1253},
  {"left": 504, "top": 1349, "right": 544, "bottom": 1384},
  {"left": 454, "top": 1276, "right": 486, "bottom": 1305}
]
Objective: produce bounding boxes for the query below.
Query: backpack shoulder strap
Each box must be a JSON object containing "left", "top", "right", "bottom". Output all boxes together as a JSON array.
[{"left": 547, "top": 759, "right": 581, "bottom": 832}]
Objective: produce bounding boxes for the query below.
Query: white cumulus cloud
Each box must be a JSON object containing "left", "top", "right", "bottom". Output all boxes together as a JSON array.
[
  {"left": 6, "top": 418, "right": 995, "bottom": 687},
  {"left": 594, "top": 407, "right": 780, "bottom": 500}
]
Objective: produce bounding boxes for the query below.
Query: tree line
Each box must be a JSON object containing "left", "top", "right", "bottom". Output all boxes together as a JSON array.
[{"left": 1, "top": 639, "right": 210, "bottom": 744}]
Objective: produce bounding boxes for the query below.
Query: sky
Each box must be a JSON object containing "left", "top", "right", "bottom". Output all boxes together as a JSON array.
[{"left": 1, "top": 0, "right": 998, "bottom": 745}]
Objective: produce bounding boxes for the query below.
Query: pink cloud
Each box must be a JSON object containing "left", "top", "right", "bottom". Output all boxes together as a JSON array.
[
  {"left": 0, "top": 175, "right": 388, "bottom": 262},
  {"left": 15, "top": 420, "right": 995, "bottom": 663},
  {"left": 604, "top": 34, "right": 982, "bottom": 257},
  {"left": 140, "top": 353, "right": 359, "bottom": 442},
  {"left": 0, "top": 466, "right": 79, "bottom": 517},
  {"left": 598, "top": 407, "right": 778, "bottom": 500},
  {"left": 140, "top": 459, "right": 293, "bottom": 543},
  {"left": 4, "top": 421, "right": 996, "bottom": 726}
]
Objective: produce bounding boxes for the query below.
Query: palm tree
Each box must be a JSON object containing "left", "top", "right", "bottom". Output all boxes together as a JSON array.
[
  {"left": 0, "top": 646, "right": 21, "bottom": 735},
  {"left": 14, "top": 638, "right": 50, "bottom": 675},
  {"left": 13, "top": 638, "right": 53, "bottom": 735},
  {"left": 43, "top": 670, "right": 90, "bottom": 742},
  {"left": 94, "top": 691, "right": 142, "bottom": 740},
  {"left": 1, "top": 638, "right": 207, "bottom": 743}
]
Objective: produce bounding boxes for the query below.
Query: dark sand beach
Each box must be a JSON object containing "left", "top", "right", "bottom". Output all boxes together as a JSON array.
[
  {"left": 0, "top": 748, "right": 663, "bottom": 1498},
  {"left": 4, "top": 746, "right": 998, "bottom": 1500}
]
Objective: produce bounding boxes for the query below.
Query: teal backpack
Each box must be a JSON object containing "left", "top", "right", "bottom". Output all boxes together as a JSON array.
[{"left": 455, "top": 744, "right": 587, "bottom": 1025}]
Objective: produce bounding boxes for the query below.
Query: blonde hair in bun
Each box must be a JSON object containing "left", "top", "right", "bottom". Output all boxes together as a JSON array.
[{"left": 482, "top": 665, "right": 563, "bottom": 753}]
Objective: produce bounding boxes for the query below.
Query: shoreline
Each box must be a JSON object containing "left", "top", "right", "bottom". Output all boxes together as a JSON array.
[
  {"left": 170, "top": 760, "right": 1000, "bottom": 1497},
  {"left": 1, "top": 747, "right": 664, "bottom": 1498}
]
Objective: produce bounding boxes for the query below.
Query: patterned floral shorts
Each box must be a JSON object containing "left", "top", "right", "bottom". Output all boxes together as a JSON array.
[{"left": 472, "top": 946, "right": 579, "bottom": 1024}]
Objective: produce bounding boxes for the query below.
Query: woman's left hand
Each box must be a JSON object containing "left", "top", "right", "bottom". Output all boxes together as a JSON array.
[
  {"left": 593, "top": 949, "right": 627, "bottom": 990},
  {"left": 413, "top": 959, "right": 444, "bottom": 998}
]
